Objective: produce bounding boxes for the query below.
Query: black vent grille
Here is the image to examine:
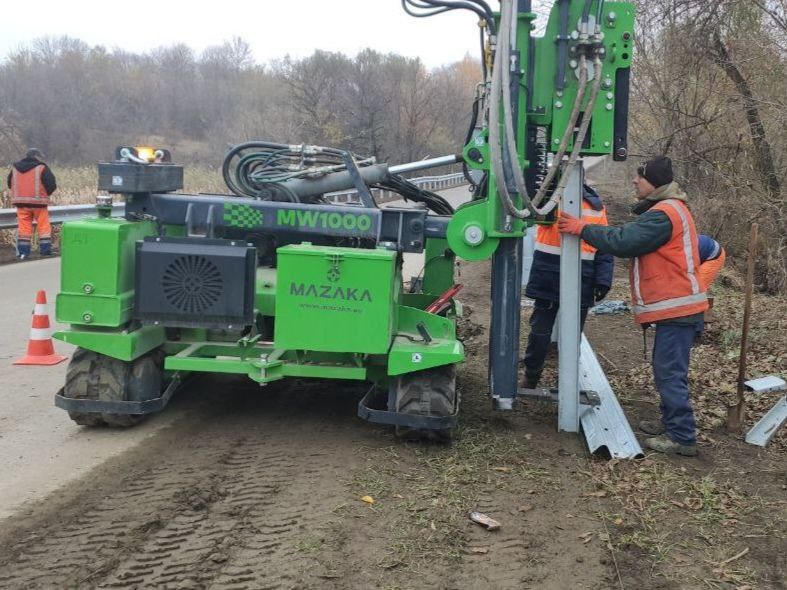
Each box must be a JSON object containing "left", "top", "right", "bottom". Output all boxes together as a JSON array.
[
  {"left": 135, "top": 237, "right": 256, "bottom": 329},
  {"left": 163, "top": 255, "right": 223, "bottom": 314}
]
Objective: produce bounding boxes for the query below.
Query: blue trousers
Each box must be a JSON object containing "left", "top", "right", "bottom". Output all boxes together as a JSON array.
[
  {"left": 652, "top": 323, "right": 702, "bottom": 445},
  {"left": 523, "top": 299, "right": 588, "bottom": 382}
]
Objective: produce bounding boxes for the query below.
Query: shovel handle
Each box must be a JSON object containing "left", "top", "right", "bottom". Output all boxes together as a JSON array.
[{"left": 736, "top": 223, "right": 758, "bottom": 401}]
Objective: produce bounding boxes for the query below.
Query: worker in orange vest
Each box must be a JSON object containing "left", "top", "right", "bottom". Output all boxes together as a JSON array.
[
  {"left": 559, "top": 156, "right": 707, "bottom": 456},
  {"left": 522, "top": 184, "right": 613, "bottom": 389},
  {"left": 7, "top": 148, "right": 57, "bottom": 259},
  {"left": 698, "top": 234, "right": 726, "bottom": 291}
]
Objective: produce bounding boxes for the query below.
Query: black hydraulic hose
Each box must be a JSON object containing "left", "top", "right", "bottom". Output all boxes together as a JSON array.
[
  {"left": 462, "top": 96, "right": 481, "bottom": 188},
  {"left": 403, "top": 0, "right": 496, "bottom": 34},
  {"left": 581, "top": 0, "right": 593, "bottom": 24}
]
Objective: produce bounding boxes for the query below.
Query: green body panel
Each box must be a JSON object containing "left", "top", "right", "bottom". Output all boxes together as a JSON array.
[
  {"left": 450, "top": 2, "right": 635, "bottom": 256},
  {"left": 53, "top": 325, "right": 166, "bottom": 362},
  {"left": 274, "top": 244, "right": 397, "bottom": 354},
  {"left": 421, "top": 239, "right": 455, "bottom": 295},
  {"left": 387, "top": 305, "right": 464, "bottom": 376},
  {"left": 56, "top": 218, "right": 157, "bottom": 326},
  {"left": 447, "top": 201, "right": 501, "bottom": 261},
  {"left": 255, "top": 267, "right": 277, "bottom": 316},
  {"left": 532, "top": 2, "right": 635, "bottom": 153}
]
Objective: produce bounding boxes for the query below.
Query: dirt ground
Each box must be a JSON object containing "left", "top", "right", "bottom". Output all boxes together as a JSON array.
[
  {"left": 0, "top": 168, "right": 784, "bottom": 588},
  {"left": 0, "top": 253, "right": 784, "bottom": 589}
]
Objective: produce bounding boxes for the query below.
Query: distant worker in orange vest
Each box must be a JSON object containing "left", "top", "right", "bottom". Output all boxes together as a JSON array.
[
  {"left": 522, "top": 183, "right": 613, "bottom": 390},
  {"left": 558, "top": 156, "right": 707, "bottom": 457},
  {"left": 7, "top": 148, "right": 57, "bottom": 259}
]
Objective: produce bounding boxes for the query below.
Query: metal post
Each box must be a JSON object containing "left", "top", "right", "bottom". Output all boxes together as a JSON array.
[
  {"left": 490, "top": 237, "right": 524, "bottom": 410},
  {"left": 558, "top": 161, "right": 584, "bottom": 432}
]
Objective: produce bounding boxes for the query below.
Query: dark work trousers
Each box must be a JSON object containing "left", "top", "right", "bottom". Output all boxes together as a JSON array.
[
  {"left": 652, "top": 323, "right": 703, "bottom": 445},
  {"left": 523, "top": 299, "right": 589, "bottom": 384}
]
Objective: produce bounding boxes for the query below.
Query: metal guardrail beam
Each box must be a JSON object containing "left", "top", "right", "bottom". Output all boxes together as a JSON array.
[
  {"left": 579, "top": 333, "right": 644, "bottom": 459},
  {"left": 0, "top": 172, "right": 468, "bottom": 229}
]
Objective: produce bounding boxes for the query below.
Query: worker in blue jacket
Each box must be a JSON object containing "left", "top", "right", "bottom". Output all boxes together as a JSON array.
[{"left": 522, "top": 183, "right": 614, "bottom": 389}]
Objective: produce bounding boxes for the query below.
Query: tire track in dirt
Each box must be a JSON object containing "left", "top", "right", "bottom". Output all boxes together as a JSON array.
[{"left": 0, "top": 380, "right": 373, "bottom": 589}]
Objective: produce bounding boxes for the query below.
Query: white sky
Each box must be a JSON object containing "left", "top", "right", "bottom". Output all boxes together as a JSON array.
[{"left": 0, "top": 1, "right": 553, "bottom": 68}]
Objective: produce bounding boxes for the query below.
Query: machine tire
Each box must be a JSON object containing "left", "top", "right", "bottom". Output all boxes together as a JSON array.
[
  {"left": 394, "top": 364, "right": 458, "bottom": 442},
  {"left": 64, "top": 348, "right": 164, "bottom": 428}
]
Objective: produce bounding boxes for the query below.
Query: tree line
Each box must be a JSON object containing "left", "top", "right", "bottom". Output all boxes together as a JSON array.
[
  {"left": 630, "top": 0, "right": 786, "bottom": 292},
  {"left": 0, "top": 37, "right": 478, "bottom": 168}
]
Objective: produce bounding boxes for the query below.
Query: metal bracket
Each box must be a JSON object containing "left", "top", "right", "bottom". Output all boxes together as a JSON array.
[
  {"left": 54, "top": 372, "right": 184, "bottom": 416},
  {"left": 517, "top": 387, "right": 601, "bottom": 407},
  {"left": 745, "top": 396, "right": 787, "bottom": 447},
  {"left": 357, "top": 386, "right": 458, "bottom": 430}
]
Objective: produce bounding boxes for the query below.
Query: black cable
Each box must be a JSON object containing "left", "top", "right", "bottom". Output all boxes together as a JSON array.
[
  {"left": 462, "top": 95, "right": 481, "bottom": 188},
  {"left": 402, "top": 0, "right": 496, "bottom": 34},
  {"left": 582, "top": 0, "right": 593, "bottom": 24}
]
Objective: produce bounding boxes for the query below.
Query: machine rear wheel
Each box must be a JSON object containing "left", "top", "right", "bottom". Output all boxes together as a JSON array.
[
  {"left": 394, "top": 364, "right": 458, "bottom": 441},
  {"left": 64, "top": 348, "right": 164, "bottom": 427}
]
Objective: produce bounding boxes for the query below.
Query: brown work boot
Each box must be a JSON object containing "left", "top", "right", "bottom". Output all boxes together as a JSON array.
[
  {"left": 644, "top": 435, "right": 697, "bottom": 457},
  {"left": 639, "top": 420, "right": 665, "bottom": 435}
]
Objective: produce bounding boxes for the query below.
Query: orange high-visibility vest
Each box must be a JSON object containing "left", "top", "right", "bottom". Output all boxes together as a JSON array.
[
  {"left": 630, "top": 199, "right": 708, "bottom": 324},
  {"left": 11, "top": 165, "right": 50, "bottom": 206},
  {"left": 535, "top": 200, "right": 608, "bottom": 261}
]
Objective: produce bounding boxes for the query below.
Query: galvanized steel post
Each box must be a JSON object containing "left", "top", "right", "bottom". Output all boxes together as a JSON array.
[{"left": 558, "top": 161, "right": 583, "bottom": 432}]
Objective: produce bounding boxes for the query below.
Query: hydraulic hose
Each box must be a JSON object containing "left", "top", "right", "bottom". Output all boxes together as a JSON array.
[
  {"left": 498, "top": 0, "right": 538, "bottom": 218},
  {"left": 530, "top": 54, "right": 589, "bottom": 210},
  {"left": 487, "top": 0, "right": 522, "bottom": 219},
  {"left": 538, "top": 55, "right": 603, "bottom": 215}
]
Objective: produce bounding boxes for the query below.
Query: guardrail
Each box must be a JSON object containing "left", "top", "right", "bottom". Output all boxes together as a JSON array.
[{"left": 0, "top": 172, "right": 468, "bottom": 230}]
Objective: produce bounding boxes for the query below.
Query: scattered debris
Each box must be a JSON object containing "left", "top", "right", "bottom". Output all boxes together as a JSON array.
[
  {"left": 469, "top": 547, "right": 489, "bottom": 554},
  {"left": 468, "top": 511, "right": 501, "bottom": 531},
  {"left": 717, "top": 547, "right": 749, "bottom": 566},
  {"left": 589, "top": 300, "right": 629, "bottom": 315},
  {"left": 492, "top": 466, "right": 511, "bottom": 473},
  {"left": 360, "top": 495, "right": 375, "bottom": 504}
]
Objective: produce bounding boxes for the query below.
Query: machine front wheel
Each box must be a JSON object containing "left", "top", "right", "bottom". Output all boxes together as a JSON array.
[
  {"left": 64, "top": 348, "right": 164, "bottom": 427},
  {"left": 393, "top": 364, "right": 458, "bottom": 441}
]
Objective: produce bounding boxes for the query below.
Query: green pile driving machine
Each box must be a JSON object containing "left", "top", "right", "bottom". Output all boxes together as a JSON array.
[{"left": 53, "top": 0, "right": 634, "bottom": 438}]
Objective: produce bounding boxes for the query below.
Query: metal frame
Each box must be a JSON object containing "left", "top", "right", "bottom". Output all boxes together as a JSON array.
[
  {"left": 0, "top": 173, "right": 467, "bottom": 230},
  {"left": 54, "top": 372, "right": 184, "bottom": 416}
]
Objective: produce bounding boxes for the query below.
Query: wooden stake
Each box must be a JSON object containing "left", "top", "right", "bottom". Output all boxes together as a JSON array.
[{"left": 727, "top": 223, "right": 758, "bottom": 432}]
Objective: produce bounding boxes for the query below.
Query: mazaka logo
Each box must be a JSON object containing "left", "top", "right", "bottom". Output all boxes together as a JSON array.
[{"left": 290, "top": 282, "right": 372, "bottom": 302}]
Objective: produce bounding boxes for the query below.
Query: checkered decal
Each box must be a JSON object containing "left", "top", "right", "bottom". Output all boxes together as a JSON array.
[{"left": 223, "top": 203, "right": 264, "bottom": 229}]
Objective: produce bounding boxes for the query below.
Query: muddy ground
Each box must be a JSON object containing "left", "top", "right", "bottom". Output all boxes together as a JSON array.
[
  {"left": 0, "top": 252, "right": 784, "bottom": 589},
  {"left": 0, "top": 168, "right": 785, "bottom": 588}
]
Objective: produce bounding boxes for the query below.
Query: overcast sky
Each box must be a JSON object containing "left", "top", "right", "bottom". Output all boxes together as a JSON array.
[
  {"left": 0, "top": 1, "right": 475, "bottom": 68},
  {"left": 0, "top": 1, "right": 553, "bottom": 68}
]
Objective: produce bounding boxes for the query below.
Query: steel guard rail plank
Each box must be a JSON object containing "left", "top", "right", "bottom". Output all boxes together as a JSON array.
[{"left": 579, "top": 333, "right": 644, "bottom": 459}]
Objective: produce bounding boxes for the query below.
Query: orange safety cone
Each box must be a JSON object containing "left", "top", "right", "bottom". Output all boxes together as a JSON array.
[{"left": 14, "top": 290, "right": 68, "bottom": 366}]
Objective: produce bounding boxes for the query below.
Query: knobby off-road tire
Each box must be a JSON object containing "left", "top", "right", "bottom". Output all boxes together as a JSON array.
[
  {"left": 394, "top": 364, "right": 458, "bottom": 442},
  {"left": 64, "top": 347, "right": 164, "bottom": 427}
]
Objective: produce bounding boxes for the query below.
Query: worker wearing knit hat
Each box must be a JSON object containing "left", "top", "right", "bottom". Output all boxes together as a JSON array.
[
  {"left": 637, "top": 155, "right": 673, "bottom": 190},
  {"left": 557, "top": 153, "right": 708, "bottom": 457}
]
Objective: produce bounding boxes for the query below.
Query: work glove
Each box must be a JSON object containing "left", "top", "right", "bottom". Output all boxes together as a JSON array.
[
  {"left": 557, "top": 212, "right": 587, "bottom": 236},
  {"left": 594, "top": 285, "right": 610, "bottom": 303}
]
